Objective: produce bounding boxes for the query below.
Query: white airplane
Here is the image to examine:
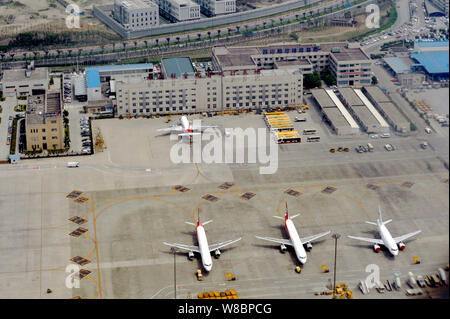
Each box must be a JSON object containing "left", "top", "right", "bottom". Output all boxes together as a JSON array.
[
  {"left": 348, "top": 207, "right": 421, "bottom": 256},
  {"left": 157, "top": 116, "right": 217, "bottom": 137},
  {"left": 163, "top": 211, "right": 241, "bottom": 272},
  {"left": 255, "top": 203, "right": 331, "bottom": 264}
]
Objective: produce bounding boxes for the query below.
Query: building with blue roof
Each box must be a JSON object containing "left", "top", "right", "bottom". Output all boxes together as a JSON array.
[
  {"left": 411, "top": 51, "right": 449, "bottom": 80},
  {"left": 410, "top": 41, "right": 449, "bottom": 81},
  {"left": 85, "top": 63, "right": 153, "bottom": 101},
  {"left": 414, "top": 40, "right": 449, "bottom": 52},
  {"left": 161, "top": 58, "right": 195, "bottom": 78}
]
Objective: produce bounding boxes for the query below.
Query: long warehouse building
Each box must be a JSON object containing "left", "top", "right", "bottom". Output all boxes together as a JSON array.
[
  {"left": 310, "top": 89, "right": 359, "bottom": 136},
  {"left": 338, "top": 87, "right": 389, "bottom": 134},
  {"left": 362, "top": 86, "right": 410, "bottom": 133}
]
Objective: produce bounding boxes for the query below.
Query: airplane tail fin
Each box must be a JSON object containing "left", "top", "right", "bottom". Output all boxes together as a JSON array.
[
  {"left": 285, "top": 202, "right": 289, "bottom": 219},
  {"left": 194, "top": 208, "right": 212, "bottom": 227}
]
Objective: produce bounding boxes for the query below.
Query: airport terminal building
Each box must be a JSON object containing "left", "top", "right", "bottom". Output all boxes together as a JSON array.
[{"left": 115, "top": 58, "right": 303, "bottom": 116}]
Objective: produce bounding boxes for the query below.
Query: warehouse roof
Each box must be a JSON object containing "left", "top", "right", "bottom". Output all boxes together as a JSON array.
[
  {"left": 349, "top": 104, "right": 380, "bottom": 127},
  {"left": 377, "top": 102, "right": 409, "bottom": 128},
  {"left": 362, "top": 86, "right": 391, "bottom": 103},
  {"left": 338, "top": 87, "right": 364, "bottom": 106},
  {"left": 411, "top": 51, "right": 449, "bottom": 74},
  {"left": 322, "top": 107, "right": 351, "bottom": 128},
  {"left": 383, "top": 57, "right": 411, "bottom": 74},
  {"left": 311, "top": 89, "right": 336, "bottom": 108}
]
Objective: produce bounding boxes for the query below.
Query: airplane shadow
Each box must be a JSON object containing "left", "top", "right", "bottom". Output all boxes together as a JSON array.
[{"left": 155, "top": 132, "right": 172, "bottom": 137}]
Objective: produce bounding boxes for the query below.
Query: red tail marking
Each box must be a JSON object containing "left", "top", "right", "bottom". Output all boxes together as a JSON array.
[{"left": 196, "top": 208, "right": 202, "bottom": 228}]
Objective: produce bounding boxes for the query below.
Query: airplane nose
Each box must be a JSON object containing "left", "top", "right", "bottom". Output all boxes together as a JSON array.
[
  {"left": 300, "top": 257, "right": 307, "bottom": 264},
  {"left": 392, "top": 250, "right": 399, "bottom": 256},
  {"left": 205, "top": 265, "right": 212, "bottom": 272}
]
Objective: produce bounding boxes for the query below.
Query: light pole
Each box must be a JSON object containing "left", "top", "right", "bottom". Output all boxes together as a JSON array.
[
  {"left": 332, "top": 233, "right": 341, "bottom": 298},
  {"left": 171, "top": 247, "right": 177, "bottom": 299}
]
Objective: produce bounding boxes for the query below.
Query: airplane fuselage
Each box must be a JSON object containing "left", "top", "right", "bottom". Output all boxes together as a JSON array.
[
  {"left": 196, "top": 225, "right": 213, "bottom": 271},
  {"left": 378, "top": 223, "right": 399, "bottom": 256},
  {"left": 285, "top": 219, "right": 308, "bottom": 264}
]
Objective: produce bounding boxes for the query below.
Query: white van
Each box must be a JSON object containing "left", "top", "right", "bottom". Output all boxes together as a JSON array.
[
  {"left": 67, "top": 162, "right": 79, "bottom": 168},
  {"left": 425, "top": 127, "right": 432, "bottom": 134}
]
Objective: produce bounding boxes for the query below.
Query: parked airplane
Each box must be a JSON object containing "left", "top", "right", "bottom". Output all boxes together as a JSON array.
[
  {"left": 348, "top": 206, "right": 421, "bottom": 256},
  {"left": 157, "top": 116, "right": 217, "bottom": 137},
  {"left": 163, "top": 211, "right": 241, "bottom": 272},
  {"left": 255, "top": 203, "right": 331, "bottom": 264}
]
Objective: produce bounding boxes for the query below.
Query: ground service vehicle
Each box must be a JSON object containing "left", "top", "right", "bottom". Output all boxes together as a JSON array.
[
  {"left": 307, "top": 136, "right": 320, "bottom": 142},
  {"left": 303, "top": 129, "right": 317, "bottom": 135},
  {"left": 67, "top": 162, "right": 79, "bottom": 168}
]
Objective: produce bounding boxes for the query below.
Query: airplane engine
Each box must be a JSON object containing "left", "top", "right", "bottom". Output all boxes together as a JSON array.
[
  {"left": 188, "top": 251, "right": 194, "bottom": 260},
  {"left": 398, "top": 242, "right": 406, "bottom": 251},
  {"left": 373, "top": 244, "right": 381, "bottom": 253},
  {"left": 214, "top": 249, "right": 221, "bottom": 259},
  {"left": 306, "top": 242, "right": 313, "bottom": 251},
  {"left": 280, "top": 244, "right": 287, "bottom": 253}
]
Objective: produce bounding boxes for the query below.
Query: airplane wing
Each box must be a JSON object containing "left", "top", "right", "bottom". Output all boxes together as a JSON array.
[
  {"left": 178, "top": 132, "right": 201, "bottom": 137},
  {"left": 300, "top": 231, "right": 331, "bottom": 244},
  {"left": 200, "top": 125, "right": 218, "bottom": 130},
  {"left": 209, "top": 238, "right": 241, "bottom": 252},
  {"left": 347, "top": 236, "right": 384, "bottom": 245},
  {"left": 157, "top": 125, "right": 182, "bottom": 132},
  {"left": 255, "top": 236, "right": 292, "bottom": 246},
  {"left": 163, "top": 242, "right": 200, "bottom": 253},
  {"left": 393, "top": 230, "right": 421, "bottom": 244}
]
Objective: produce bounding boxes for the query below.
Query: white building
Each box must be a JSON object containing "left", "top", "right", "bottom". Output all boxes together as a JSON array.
[
  {"left": 116, "top": 68, "right": 303, "bottom": 116},
  {"left": 1, "top": 67, "right": 48, "bottom": 97},
  {"left": 113, "top": 0, "right": 159, "bottom": 31},
  {"left": 193, "top": 0, "right": 235, "bottom": 16},
  {"left": 156, "top": 0, "right": 200, "bottom": 22}
]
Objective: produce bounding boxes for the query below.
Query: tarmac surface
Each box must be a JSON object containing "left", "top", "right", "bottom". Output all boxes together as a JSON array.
[{"left": 0, "top": 111, "right": 448, "bottom": 299}]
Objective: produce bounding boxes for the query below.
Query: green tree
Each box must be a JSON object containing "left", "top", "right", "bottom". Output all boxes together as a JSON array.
[
  {"left": 320, "top": 68, "right": 336, "bottom": 86},
  {"left": 289, "top": 32, "right": 299, "bottom": 41},
  {"left": 371, "top": 76, "right": 378, "bottom": 85},
  {"left": 303, "top": 71, "right": 321, "bottom": 89},
  {"left": 63, "top": 110, "right": 69, "bottom": 117}
]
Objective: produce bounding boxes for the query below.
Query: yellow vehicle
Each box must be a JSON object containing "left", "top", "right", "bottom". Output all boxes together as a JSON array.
[
  {"left": 343, "top": 147, "right": 349, "bottom": 152},
  {"left": 303, "top": 105, "right": 309, "bottom": 110},
  {"left": 196, "top": 269, "right": 203, "bottom": 281},
  {"left": 338, "top": 147, "right": 343, "bottom": 152},
  {"left": 295, "top": 266, "right": 302, "bottom": 273}
]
